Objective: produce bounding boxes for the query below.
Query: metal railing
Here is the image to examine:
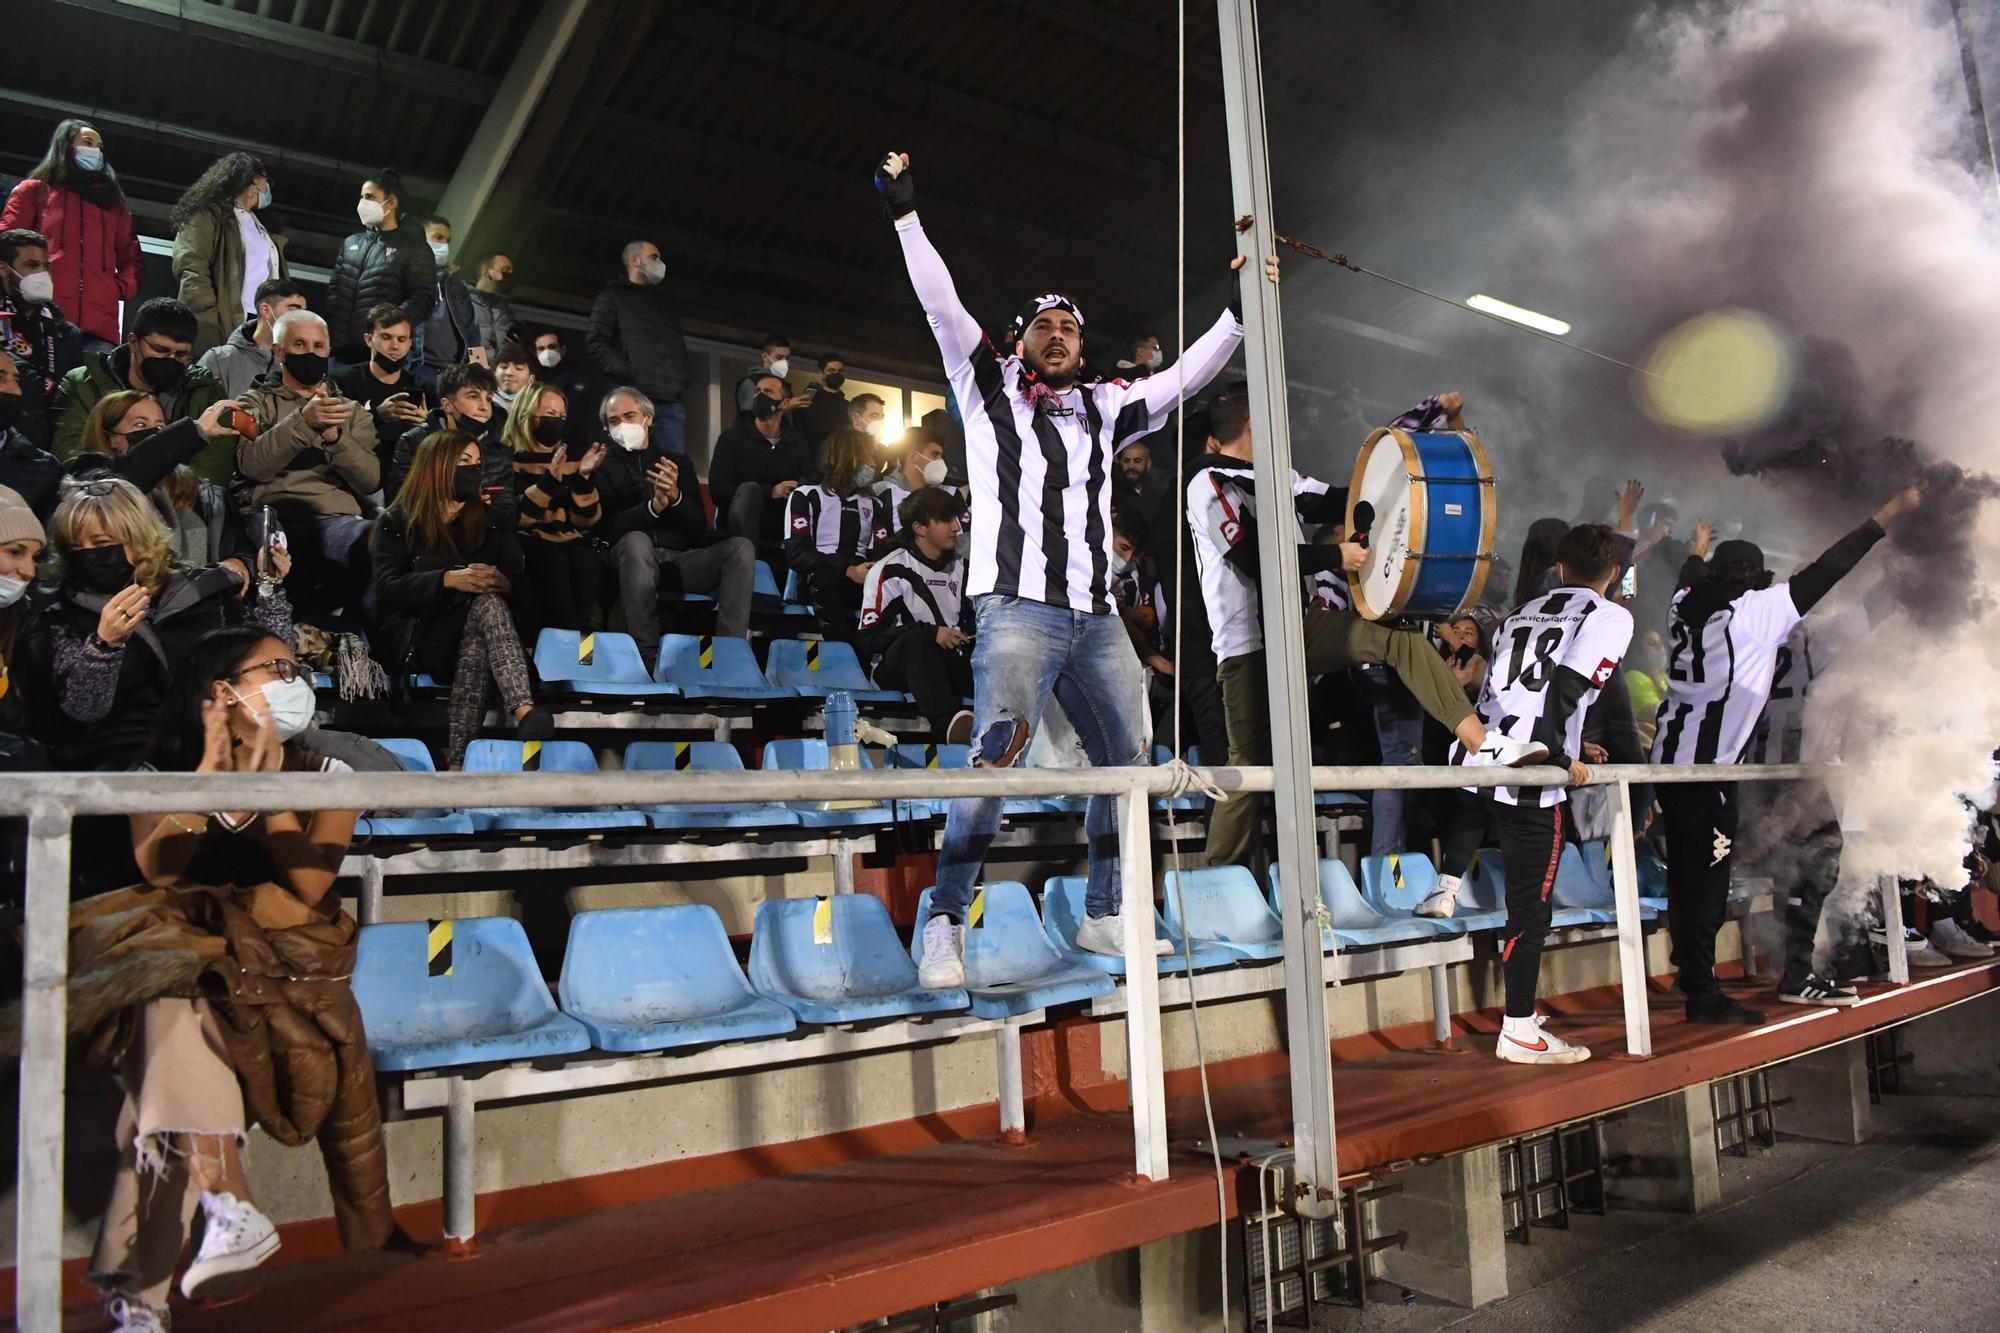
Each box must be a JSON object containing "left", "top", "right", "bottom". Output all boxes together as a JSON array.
[{"left": 0, "top": 760, "right": 1841, "bottom": 1330}]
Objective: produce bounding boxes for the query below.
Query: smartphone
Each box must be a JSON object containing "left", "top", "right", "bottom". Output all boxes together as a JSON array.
[{"left": 1620, "top": 565, "right": 1638, "bottom": 599}]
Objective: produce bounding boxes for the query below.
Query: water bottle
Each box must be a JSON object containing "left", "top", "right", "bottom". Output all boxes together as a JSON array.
[{"left": 819, "top": 690, "right": 870, "bottom": 809}]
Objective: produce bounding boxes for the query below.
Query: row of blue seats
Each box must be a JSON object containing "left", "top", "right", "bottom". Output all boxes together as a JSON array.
[
  {"left": 348, "top": 846, "right": 1660, "bottom": 1073},
  {"left": 532, "top": 629, "right": 908, "bottom": 705}
]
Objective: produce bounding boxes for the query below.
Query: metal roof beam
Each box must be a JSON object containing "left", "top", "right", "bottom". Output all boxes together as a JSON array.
[{"left": 44, "top": 0, "right": 498, "bottom": 104}]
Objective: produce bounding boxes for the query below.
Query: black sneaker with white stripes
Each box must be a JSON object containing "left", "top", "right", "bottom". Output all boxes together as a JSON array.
[{"left": 1777, "top": 972, "right": 1859, "bottom": 1007}]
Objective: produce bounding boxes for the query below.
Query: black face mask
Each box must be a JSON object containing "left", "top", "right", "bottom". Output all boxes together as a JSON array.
[
  {"left": 530, "top": 415, "right": 567, "bottom": 447},
  {"left": 0, "top": 391, "right": 22, "bottom": 433},
  {"left": 284, "top": 350, "right": 329, "bottom": 387},
  {"left": 370, "top": 348, "right": 406, "bottom": 374},
  {"left": 136, "top": 353, "right": 186, "bottom": 394},
  {"left": 452, "top": 464, "right": 484, "bottom": 502},
  {"left": 68, "top": 545, "right": 134, "bottom": 596},
  {"left": 824, "top": 372, "right": 845, "bottom": 391},
  {"left": 752, "top": 394, "right": 783, "bottom": 422}
]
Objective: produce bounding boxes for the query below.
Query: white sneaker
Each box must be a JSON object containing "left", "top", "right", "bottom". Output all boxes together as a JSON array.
[
  {"left": 1495, "top": 1014, "right": 1591, "bottom": 1065},
  {"left": 1416, "top": 874, "right": 1461, "bottom": 918},
  {"left": 107, "top": 1296, "right": 169, "bottom": 1332},
  {"left": 1873, "top": 924, "right": 1954, "bottom": 969},
  {"left": 180, "top": 1190, "right": 279, "bottom": 1299},
  {"left": 916, "top": 914, "right": 965, "bottom": 989},
  {"left": 1075, "top": 910, "right": 1172, "bottom": 958},
  {"left": 1927, "top": 919, "right": 1994, "bottom": 961},
  {"left": 1461, "top": 736, "right": 1550, "bottom": 769}
]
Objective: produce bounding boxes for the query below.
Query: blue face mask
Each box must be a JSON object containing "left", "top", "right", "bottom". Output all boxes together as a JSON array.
[
  {"left": 0, "top": 573, "right": 28, "bottom": 609},
  {"left": 854, "top": 466, "right": 876, "bottom": 487},
  {"left": 73, "top": 145, "right": 104, "bottom": 172},
  {"left": 256, "top": 186, "right": 272, "bottom": 210}
]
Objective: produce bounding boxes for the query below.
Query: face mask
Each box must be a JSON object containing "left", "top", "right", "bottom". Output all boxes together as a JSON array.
[
  {"left": 767, "top": 357, "right": 789, "bottom": 380},
  {"left": 640, "top": 257, "right": 666, "bottom": 283},
  {"left": 921, "top": 457, "right": 949, "bottom": 487},
  {"left": 0, "top": 574, "right": 28, "bottom": 609},
  {"left": 530, "top": 415, "right": 567, "bottom": 447},
  {"left": 16, "top": 270, "right": 53, "bottom": 305},
  {"left": 68, "top": 545, "right": 133, "bottom": 596},
  {"left": 752, "top": 395, "right": 783, "bottom": 422},
  {"left": 609, "top": 421, "right": 648, "bottom": 451},
  {"left": 136, "top": 353, "right": 185, "bottom": 393},
  {"left": 452, "top": 464, "right": 484, "bottom": 502},
  {"left": 284, "top": 349, "right": 328, "bottom": 386},
  {"left": 429, "top": 240, "right": 450, "bottom": 265},
  {"left": 73, "top": 146, "right": 104, "bottom": 172},
  {"left": 854, "top": 466, "right": 876, "bottom": 487},
  {"left": 824, "top": 371, "right": 845, "bottom": 390},
  {"left": 236, "top": 675, "right": 316, "bottom": 743},
  {"left": 492, "top": 388, "right": 516, "bottom": 410},
  {"left": 0, "top": 391, "right": 22, "bottom": 433},
  {"left": 1110, "top": 553, "right": 1132, "bottom": 577},
  {"left": 356, "top": 198, "right": 386, "bottom": 227},
  {"left": 536, "top": 348, "right": 561, "bottom": 369},
  {"left": 256, "top": 186, "right": 272, "bottom": 210},
  {"left": 370, "top": 348, "right": 405, "bottom": 373},
  {"left": 1145, "top": 349, "right": 1164, "bottom": 371}
]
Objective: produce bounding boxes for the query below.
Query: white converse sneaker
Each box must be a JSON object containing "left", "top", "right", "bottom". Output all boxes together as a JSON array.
[
  {"left": 1075, "top": 910, "right": 1172, "bottom": 958},
  {"left": 1927, "top": 919, "right": 1994, "bottom": 961},
  {"left": 1416, "top": 874, "right": 1461, "bottom": 918},
  {"left": 1495, "top": 1014, "right": 1591, "bottom": 1065},
  {"left": 1461, "top": 735, "right": 1550, "bottom": 769},
  {"left": 179, "top": 1190, "right": 279, "bottom": 1299},
  {"left": 106, "top": 1295, "right": 169, "bottom": 1332},
  {"left": 916, "top": 914, "right": 965, "bottom": 989}
]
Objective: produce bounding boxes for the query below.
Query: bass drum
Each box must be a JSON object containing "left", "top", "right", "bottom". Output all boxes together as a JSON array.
[{"left": 1345, "top": 427, "right": 1496, "bottom": 621}]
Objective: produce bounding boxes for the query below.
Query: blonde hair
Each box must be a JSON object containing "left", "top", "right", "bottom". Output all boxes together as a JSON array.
[
  {"left": 503, "top": 380, "right": 566, "bottom": 455},
  {"left": 53, "top": 477, "right": 175, "bottom": 594},
  {"left": 80, "top": 390, "right": 158, "bottom": 456}
]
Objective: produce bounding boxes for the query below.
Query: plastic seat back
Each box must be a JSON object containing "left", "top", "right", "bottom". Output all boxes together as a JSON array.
[
  {"left": 560, "top": 905, "right": 763, "bottom": 1024},
  {"left": 353, "top": 918, "right": 575, "bottom": 1054},
  {"left": 534, "top": 629, "right": 655, "bottom": 686},
  {"left": 886, "top": 742, "right": 972, "bottom": 771},
  {"left": 766, "top": 638, "right": 875, "bottom": 693},
  {"left": 1358, "top": 852, "right": 1441, "bottom": 916},
  {"left": 908, "top": 883, "right": 1064, "bottom": 987},
  {"left": 1552, "top": 843, "right": 1616, "bottom": 913},
  {"left": 376, "top": 737, "right": 437, "bottom": 773},
  {"left": 1458, "top": 849, "right": 1507, "bottom": 911},
  {"left": 1163, "top": 866, "right": 1285, "bottom": 950},
  {"left": 1314, "top": 859, "right": 1388, "bottom": 931},
  {"left": 463, "top": 738, "right": 600, "bottom": 775},
  {"left": 625, "top": 739, "right": 745, "bottom": 776},
  {"left": 654, "top": 633, "right": 784, "bottom": 694},
  {"left": 747, "top": 894, "right": 921, "bottom": 1004}
]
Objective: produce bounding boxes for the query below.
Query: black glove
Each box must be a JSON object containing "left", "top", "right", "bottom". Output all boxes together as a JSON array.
[
  {"left": 1229, "top": 259, "right": 1244, "bottom": 321},
  {"left": 874, "top": 153, "right": 916, "bottom": 222}
]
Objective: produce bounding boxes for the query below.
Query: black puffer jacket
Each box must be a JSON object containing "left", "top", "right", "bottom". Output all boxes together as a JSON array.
[
  {"left": 323, "top": 227, "right": 437, "bottom": 363},
  {"left": 586, "top": 280, "right": 688, "bottom": 403}
]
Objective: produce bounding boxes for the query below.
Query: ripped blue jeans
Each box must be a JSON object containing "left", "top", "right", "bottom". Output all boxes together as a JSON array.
[{"left": 930, "top": 594, "right": 1148, "bottom": 922}]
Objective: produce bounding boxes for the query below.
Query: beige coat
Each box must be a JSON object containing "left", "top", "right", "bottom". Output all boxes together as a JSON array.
[{"left": 239, "top": 377, "right": 380, "bottom": 517}]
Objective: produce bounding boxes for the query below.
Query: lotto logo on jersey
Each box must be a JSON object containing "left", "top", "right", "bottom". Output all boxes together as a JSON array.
[
  {"left": 874, "top": 526, "right": 890, "bottom": 544},
  {"left": 791, "top": 514, "right": 809, "bottom": 532},
  {"left": 860, "top": 609, "right": 879, "bottom": 628},
  {"left": 1220, "top": 517, "right": 1242, "bottom": 546},
  {"left": 1590, "top": 657, "right": 1617, "bottom": 687}
]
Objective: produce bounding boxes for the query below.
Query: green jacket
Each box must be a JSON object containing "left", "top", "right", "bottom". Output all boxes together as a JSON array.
[
  {"left": 171, "top": 205, "right": 290, "bottom": 356},
  {"left": 49, "top": 346, "right": 234, "bottom": 484}
]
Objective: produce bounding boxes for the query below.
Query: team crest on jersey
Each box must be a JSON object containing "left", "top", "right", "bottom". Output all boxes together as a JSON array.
[
  {"left": 791, "top": 514, "right": 809, "bottom": 532},
  {"left": 1590, "top": 657, "right": 1617, "bottom": 686}
]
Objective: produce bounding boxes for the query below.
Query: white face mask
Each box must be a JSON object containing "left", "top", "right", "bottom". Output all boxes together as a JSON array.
[
  {"left": 536, "top": 348, "right": 561, "bottom": 368},
  {"left": 921, "top": 457, "right": 949, "bottom": 487},
  {"left": 428, "top": 239, "right": 450, "bottom": 264},
  {"left": 767, "top": 357, "right": 789, "bottom": 380},
  {"left": 1145, "top": 348, "right": 1164, "bottom": 371},
  {"left": 356, "top": 198, "right": 386, "bottom": 227},
  {"left": 231, "top": 675, "right": 317, "bottom": 743},
  {"left": 609, "top": 421, "right": 648, "bottom": 451},
  {"left": 0, "top": 573, "right": 28, "bottom": 608},
  {"left": 1110, "top": 553, "right": 1132, "bottom": 577},
  {"left": 640, "top": 258, "right": 666, "bottom": 283},
  {"left": 16, "top": 270, "right": 53, "bottom": 305}
]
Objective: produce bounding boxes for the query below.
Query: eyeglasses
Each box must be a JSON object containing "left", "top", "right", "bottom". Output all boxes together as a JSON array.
[
  {"left": 228, "top": 658, "right": 302, "bottom": 684},
  {"left": 74, "top": 479, "right": 123, "bottom": 498}
]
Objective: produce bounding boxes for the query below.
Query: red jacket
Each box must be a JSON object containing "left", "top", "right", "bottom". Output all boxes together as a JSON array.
[{"left": 0, "top": 179, "right": 143, "bottom": 344}]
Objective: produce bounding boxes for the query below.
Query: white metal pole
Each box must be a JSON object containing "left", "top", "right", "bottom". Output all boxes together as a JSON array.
[
  {"left": 358, "top": 859, "right": 385, "bottom": 925},
  {"left": 996, "top": 1020, "right": 1027, "bottom": 1145},
  {"left": 1608, "top": 778, "right": 1655, "bottom": 1058},
  {"left": 1429, "top": 963, "right": 1453, "bottom": 1046},
  {"left": 1881, "top": 876, "right": 1910, "bottom": 985},
  {"left": 1119, "top": 783, "right": 1169, "bottom": 1181},
  {"left": 15, "top": 806, "right": 72, "bottom": 1332},
  {"left": 443, "top": 1077, "right": 478, "bottom": 1250}
]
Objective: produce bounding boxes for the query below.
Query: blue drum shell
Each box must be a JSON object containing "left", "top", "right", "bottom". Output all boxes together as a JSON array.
[{"left": 1403, "top": 432, "right": 1491, "bottom": 618}]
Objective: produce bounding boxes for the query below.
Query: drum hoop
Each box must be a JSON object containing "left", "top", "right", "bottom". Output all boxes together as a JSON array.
[
  {"left": 1462, "top": 430, "right": 1496, "bottom": 614},
  {"left": 1346, "top": 427, "right": 1426, "bottom": 621}
]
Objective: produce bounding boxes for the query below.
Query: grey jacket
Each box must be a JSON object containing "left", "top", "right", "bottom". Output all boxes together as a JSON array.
[
  {"left": 195, "top": 320, "right": 278, "bottom": 400},
  {"left": 467, "top": 288, "right": 517, "bottom": 361}
]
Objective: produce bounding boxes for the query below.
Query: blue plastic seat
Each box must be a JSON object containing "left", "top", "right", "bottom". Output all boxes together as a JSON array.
[
  {"left": 884, "top": 742, "right": 1048, "bottom": 817},
  {"left": 1355, "top": 852, "right": 1479, "bottom": 934},
  {"left": 759, "top": 739, "right": 893, "bottom": 827},
  {"left": 908, "top": 884, "right": 1114, "bottom": 1018},
  {"left": 1041, "top": 876, "right": 1233, "bottom": 974},
  {"left": 748, "top": 894, "right": 968, "bottom": 1023},
  {"left": 765, "top": 637, "right": 904, "bottom": 703},
  {"left": 355, "top": 737, "right": 476, "bottom": 839},
  {"left": 1163, "top": 866, "right": 1286, "bottom": 961},
  {"left": 353, "top": 917, "right": 591, "bottom": 1071},
  {"left": 533, "top": 628, "right": 680, "bottom": 698},
  {"left": 1582, "top": 837, "right": 1670, "bottom": 912},
  {"left": 1271, "top": 860, "right": 1466, "bottom": 948},
  {"left": 749, "top": 561, "right": 811, "bottom": 614},
  {"left": 1458, "top": 848, "right": 1600, "bottom": 931},
  {"left": 558, "top": 906, "right": 797, "bottom": 1051},
  {"left": 1151, "top": 744, "right": 1199, "bottom": 812},
  {"left": 461, "top": 740, "right": 647, "bottom": 832},
  {"left": 653, "top": 633, "right": 792, "bottom": 700},
  {"left": 623, "top": 741, "right": 800, "bottom": 829},
  {"left": 1551, "top": 842, "right": 1657, "bottom": 922}
]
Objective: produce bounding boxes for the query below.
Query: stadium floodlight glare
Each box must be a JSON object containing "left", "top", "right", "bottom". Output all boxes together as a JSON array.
[{"left": 1466, "top": 294, "right": 1572, "bottom": 336}]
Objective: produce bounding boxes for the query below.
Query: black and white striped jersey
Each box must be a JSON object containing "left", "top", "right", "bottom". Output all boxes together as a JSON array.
[
  {"left": 1650, "top": 583, "right": 1802, "bottom": 767},
  {"left": 859, "top": 544, "right": 967, "bottom": 643},
  {"left": 1743, "top": 624, "right": 1817, "bottom": 765},
  {"left": 1451, "top": 587, "right": 1633, "bottom": 807},
  {"left": 784, "top": 485, "right": 891, "bottom": 567},
  {"left": 1187, "top": 460, "right": 1340, "bottom": 661},
  {"left": 896, "top": 215, "right": 1243, "bottom": 613}
]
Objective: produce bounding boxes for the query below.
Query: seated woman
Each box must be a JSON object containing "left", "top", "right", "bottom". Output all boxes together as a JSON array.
[
  {"left": 784, "top": 428, "right": 890, "bottom": 643},
  {"left": 506, "top": 381, "right": 604, "bottom": 633},
  {"left": 87, "top": 626, "right": 395, "bottom": 1328},
  {"left": 30, "top": 476, "right": 292, "bottom": 772},
  {"left": 372, "top": 429, "right": 552, "bottom": 768},
  {"left": 76, "top": 391, "right": 247, "bottom": 567},
  {"left": 0, "top": 485, "right": 47, "bottom": 769}
]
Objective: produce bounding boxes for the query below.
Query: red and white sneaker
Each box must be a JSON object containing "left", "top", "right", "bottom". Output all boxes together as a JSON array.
[{"left": 1495, "top": 1014, "right": 1591, "bottom": 1065}]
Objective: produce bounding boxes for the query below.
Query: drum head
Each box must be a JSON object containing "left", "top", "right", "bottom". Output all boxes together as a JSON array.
[{"left": 1347, "top": 428, "right": 1421, "bottom": 620}]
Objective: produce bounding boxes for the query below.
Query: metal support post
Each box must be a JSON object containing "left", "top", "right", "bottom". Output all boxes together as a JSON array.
[
  {"left": 443, "top": 1076, "right": 478, "bottom": 1251},
  {"left": 1880, "top": 876, "right": 1910, "bottom": 985},
  {"left": 831, "top": 841, "right": 857, "bottom": 895},
  {"left": 1430, "top": 963, "right": 1453, "bottom": 1046},
  {"left": 1217, "top": 0, "right": 1340, "bottom": 1217},
  {"left": 357, "top": 858, "right": 386, "bottom": 925},
  {"left": 15, "top": 806, "right": 72, "bottom": 1332},
  {"left": 1608, "top": 779, "right": 1654, "bottom": 1058},
  {"left": 996, "top": 1020, "right": 1027, "bottom": 1145},
  {"left": 1119, "top": 784, "right": 1169, "bottom": 1181}
]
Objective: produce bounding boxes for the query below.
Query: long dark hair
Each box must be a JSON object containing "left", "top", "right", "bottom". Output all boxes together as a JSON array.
[
  {"left": 143, "top": 625, "right": 285, "bottom": 773},
  {"left": 169, "top": 151, "right": 272, "bottom": 232},
  {"left": 387, "top": 429, "right": 488, "bottom": 555},
  {"left": 1513, "top": 517, "right": 1570, "bottom": 606},
  {"left": 27, "top": 118, "right": 125, "bottom": 209}
]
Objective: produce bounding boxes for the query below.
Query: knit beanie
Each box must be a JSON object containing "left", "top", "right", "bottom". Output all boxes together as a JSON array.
[{"left": 0, "top": 487, "right": 42, "bottom": 547}]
